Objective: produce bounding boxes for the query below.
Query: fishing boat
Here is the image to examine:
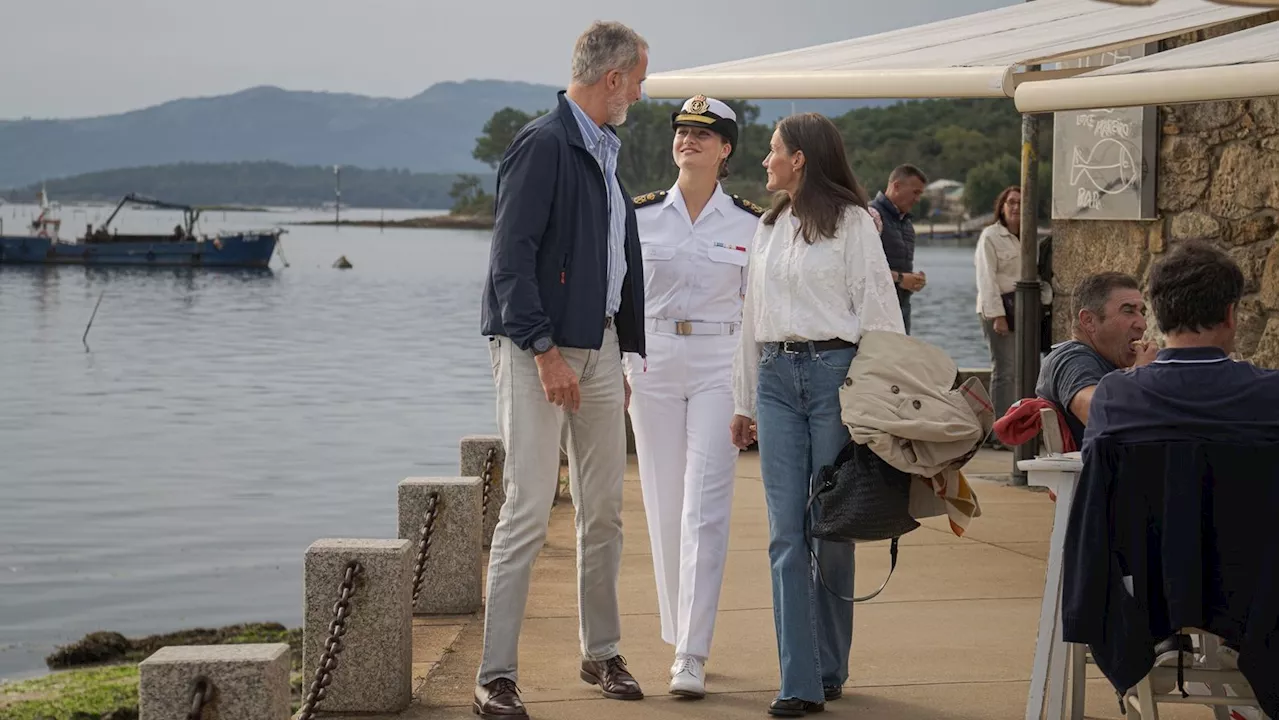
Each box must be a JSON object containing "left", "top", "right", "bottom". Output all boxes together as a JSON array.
[{"left": 0, "top": 192, "right": 280, "bottom": 268}]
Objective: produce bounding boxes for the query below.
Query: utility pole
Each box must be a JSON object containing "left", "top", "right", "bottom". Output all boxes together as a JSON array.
[
  {"left": 1011, "top": 0, "right": 1042, "bottom": 485},
  {"left": 334, "top": 165, "right": 342, "bottom": 225}
]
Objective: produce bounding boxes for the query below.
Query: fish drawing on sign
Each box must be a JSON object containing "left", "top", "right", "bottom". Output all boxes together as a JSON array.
[{"left": 1070, "top": 138, "right": 1138, "bottom": 195}]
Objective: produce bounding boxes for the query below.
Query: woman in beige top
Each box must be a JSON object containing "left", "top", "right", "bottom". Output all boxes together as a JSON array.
[{"left": 974, "top": 186, "right": 1051, "bottom": 420}]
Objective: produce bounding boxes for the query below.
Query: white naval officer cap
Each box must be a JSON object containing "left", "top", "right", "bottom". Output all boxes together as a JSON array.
[{"left": 671, "top": 94, "right": 739, "bottom": 156}]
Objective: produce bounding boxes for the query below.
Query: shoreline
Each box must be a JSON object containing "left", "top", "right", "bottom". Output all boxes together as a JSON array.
[
  {"left": 291, "top": 213, "right": 494, "bottom": 230},
  {"left": 0, "top": 623, "right": 302, "bottom": 720}
]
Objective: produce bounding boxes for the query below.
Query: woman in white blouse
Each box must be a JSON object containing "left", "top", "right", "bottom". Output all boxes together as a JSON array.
[
  {"left": 730, "top": 113, "right": 904, "bottom": 717},
  {"left": 974, "top": 186, "right": 1048, "bottom": 421}
]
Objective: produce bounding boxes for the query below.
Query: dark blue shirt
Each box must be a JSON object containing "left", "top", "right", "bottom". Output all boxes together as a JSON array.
[{"left": 1085, "top": 346, "right": 1279, "bottom": 447}]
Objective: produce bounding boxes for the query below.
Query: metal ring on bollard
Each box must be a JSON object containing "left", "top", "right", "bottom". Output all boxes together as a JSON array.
[{"left": 187, "top": 675, "right": 214, "bottom": 720}]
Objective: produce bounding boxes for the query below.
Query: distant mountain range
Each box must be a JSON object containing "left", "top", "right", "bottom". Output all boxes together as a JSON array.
[
  {"left": 0, "top": 162, "right": 486, "bottom": 210},
  {"left": 0, "top": 80, "right": 894, "bottom": 188}
]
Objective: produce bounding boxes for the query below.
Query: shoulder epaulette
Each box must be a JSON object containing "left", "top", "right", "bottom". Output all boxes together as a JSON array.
[
  {"left": 732, "top": 194, "right": 765, "bottom": 217},
  {"left": 632, "top": 190, "right": 666, "bottom": 208}
]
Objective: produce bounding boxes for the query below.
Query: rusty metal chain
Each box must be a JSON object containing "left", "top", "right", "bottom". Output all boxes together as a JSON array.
[
  {"left": 297, "top": 559, "right": 363, "bottom": 720},
  {"left": 187, "top": 675, "right": 214, "bottom": 720},
  {"left": 479, "top": 447, "right": 497, "bottom": 522},
  {"left": 411, "top": 491, "right": 441, "bottom": 605}
]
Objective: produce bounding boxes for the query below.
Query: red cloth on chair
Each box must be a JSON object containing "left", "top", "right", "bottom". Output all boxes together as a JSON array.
[
  {"left": 993, "top": 397, "right": 1078, "bottom": 453},
  {"left": 994, "top": 398, "right": 1078, "bottom": 503}
]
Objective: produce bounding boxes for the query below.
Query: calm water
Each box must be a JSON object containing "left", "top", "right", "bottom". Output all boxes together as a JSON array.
[{"left": 0, "top": 203, "right": 988, "bottom": 680}]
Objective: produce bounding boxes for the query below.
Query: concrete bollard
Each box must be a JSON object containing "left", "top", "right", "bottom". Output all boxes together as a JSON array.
[
  {"left": 302, "top": 539, "right": 413, "bottom": 715},
  {"left": 460, "top": 435, "right": 504, "bottom": 548},
  {"left": 138, "top": 643, "right": 291, "bottom": 720},
  {"left": 398, "top": 477, "right": 483, "bottom": 614}
]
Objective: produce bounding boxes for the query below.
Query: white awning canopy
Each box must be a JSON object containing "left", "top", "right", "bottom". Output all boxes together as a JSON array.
[
  {"left": 1093, "top": 0, "right": 1275, "bottom": 7},
  {"left": 642, "top": 0, "right": 1271, "bottom": 100},
  {"left": 1014, "top": 21, "right": 1278, "bottom": 111}
]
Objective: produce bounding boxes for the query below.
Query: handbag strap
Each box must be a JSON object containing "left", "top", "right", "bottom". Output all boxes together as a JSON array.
[{"left": 804, "top": 472, "right": 900, "bottom": 603}]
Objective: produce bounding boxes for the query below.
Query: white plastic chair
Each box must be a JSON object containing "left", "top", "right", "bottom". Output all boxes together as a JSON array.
[
  {"left": 1039, "top": 407, "right": 1065, "bottom": 455},
  {"left": 1128, "top": 630, "right": 1261, "bottom": 720}
]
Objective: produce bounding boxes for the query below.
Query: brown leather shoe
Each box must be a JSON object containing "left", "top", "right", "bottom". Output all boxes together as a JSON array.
[
  {"left": 473, "top": 678, "right": 528, "bottom": 719},
  {"left": 580, "top": 655, "right": 644, "bottom": 700}
]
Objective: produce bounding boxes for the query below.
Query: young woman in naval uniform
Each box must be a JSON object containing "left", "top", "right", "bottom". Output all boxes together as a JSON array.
[{"left": 625, "top": 94, "right": 764, "bottom": 699}]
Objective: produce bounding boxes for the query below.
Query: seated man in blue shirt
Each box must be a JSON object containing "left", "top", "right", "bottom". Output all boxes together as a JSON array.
[
  {"left": 1086, "top": 241, "right": 1278, "bottom": 446},
  {"left": 1035, "top": 272, "right": 1158, "bottom": 448}
]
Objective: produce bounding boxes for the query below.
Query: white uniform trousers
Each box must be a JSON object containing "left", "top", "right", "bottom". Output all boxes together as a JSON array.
[{"left": 625, "top": 330, "right": 739, "bottom": 661}]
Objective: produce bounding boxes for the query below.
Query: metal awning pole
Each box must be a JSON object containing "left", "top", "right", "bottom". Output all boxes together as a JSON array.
[
  {"left": 1011, "top": 113, "right": 1042, "bottom": 485},
  {"left": 1009, "top": 0, "right": 1043, "bottom": 486}
]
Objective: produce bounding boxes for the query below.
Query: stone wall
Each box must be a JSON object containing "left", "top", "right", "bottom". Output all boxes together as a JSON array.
[{"left": 1050, "top": 18, "right": 1279, "bottom": 368}]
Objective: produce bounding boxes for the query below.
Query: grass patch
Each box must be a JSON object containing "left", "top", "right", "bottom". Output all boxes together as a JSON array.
[{"left": 0, "top": 665, "right": 138, "bottom": 720}]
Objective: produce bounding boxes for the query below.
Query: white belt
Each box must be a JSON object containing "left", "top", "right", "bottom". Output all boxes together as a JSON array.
[{"left": 645, "top": 318, "right": 740, "bottom": 336}]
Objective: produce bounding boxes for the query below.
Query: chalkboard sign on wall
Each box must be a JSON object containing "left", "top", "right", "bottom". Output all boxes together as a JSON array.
[{"left": 1051, "top": 44, "right": 1158, "bottom": 221}]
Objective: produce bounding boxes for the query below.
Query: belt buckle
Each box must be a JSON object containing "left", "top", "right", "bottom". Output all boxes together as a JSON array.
[
  {"left": 781, "top": 340, "right": 808, "bottom": 354},
  {"left": 675, "top": 320, "right": 693, "bottom": 336}
]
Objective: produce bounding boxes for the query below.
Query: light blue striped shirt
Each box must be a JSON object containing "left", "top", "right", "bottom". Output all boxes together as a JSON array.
[{"left": 565, "top": 95, "right": 626, "bottom": 318}]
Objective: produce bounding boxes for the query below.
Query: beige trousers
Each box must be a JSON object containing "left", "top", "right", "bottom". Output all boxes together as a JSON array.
[{"left": 477, "top": 327, "right": 628, "bottom": 685}]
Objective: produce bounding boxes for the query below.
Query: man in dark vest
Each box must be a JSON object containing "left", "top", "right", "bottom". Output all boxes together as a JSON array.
[{"left": 871, "top": 164, "right": 928, "bottom": 334}]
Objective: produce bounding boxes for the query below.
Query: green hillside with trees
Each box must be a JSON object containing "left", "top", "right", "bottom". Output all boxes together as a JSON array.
[
  {"left": 451, "top": 97, "right": 1054, "bottom": 223},
  {"left": 4, "top": 98, "right": 1053, "bottom": 221}
]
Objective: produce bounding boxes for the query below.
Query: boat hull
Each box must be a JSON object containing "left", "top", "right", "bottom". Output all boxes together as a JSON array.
[{"left": 0, "top": 232, "right": 278, "bottom": 268}]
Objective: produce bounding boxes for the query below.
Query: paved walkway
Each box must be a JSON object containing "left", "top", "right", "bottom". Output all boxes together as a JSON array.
[{"left": 379, "top": 450, "right": 1210, "bottom": 720}]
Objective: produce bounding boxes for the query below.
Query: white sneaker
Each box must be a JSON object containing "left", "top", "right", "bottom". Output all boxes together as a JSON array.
[{"left": 669, "top": 655, "right": 706, "bottom": 698}]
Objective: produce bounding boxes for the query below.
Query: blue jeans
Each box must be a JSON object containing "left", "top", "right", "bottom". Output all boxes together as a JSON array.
[{"left": 755, "top": 342, "right": 857, "bottom": 703}]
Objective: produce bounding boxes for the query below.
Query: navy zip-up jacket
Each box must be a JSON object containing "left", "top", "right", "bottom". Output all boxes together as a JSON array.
[
  {"left": 480, "top": 91, "right": 646, "bottom": 357},
  {"left": 871, "top": 192, "right": 914, "bottom": 327},
  {"left": 1065, "top": 439, "right": 1276, "bottom": 717}
]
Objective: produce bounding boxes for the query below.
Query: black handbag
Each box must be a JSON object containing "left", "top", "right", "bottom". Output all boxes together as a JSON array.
[
  {"left": 806, "top": 440, "right": 920, "bottom": 602},
  {"left": 1000, "top": 292, "right": 1017, "bottom": 332}
]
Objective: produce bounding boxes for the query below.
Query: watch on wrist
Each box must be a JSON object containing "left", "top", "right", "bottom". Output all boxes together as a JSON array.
[
  {"left": 532, "top": 336, "right": 555, "bottom": 355},
  {"left": 892, "top": 271, "right": 901, "bottom": 285}
]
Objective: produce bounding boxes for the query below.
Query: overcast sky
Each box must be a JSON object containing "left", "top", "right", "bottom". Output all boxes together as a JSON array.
[{"left": 2, "top": 0, "right": 1017, "bottom": 119}]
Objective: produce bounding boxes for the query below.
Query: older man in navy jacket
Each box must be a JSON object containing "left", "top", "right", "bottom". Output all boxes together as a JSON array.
[{"left": 476, "top": 20, "right": 649, "bottom": 720}]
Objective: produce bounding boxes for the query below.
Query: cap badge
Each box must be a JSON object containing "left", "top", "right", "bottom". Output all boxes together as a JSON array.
[{"left": 686, "top": 95, "right": 709, "bottom": 114}]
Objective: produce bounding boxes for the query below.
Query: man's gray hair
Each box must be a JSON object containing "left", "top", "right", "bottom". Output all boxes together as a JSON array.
[
  {"left": 1072, "top": 271, "right": 1139, "bottom": 326},
  {"left": 571, "top": 21, "right": 648, "bottom": 86}
]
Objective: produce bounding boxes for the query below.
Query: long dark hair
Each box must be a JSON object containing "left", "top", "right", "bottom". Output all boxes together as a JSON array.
[
  {"left": 762, "top": 112, "right": 869, "bottom": 244},
  {"left": 993, "top": 185, "right": 1020, "bottom": 230}
]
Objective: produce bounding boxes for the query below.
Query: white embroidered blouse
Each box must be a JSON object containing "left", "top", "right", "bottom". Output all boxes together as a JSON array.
[{"left": 732, "top": 204, "right": 905, "bottom": 419}]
